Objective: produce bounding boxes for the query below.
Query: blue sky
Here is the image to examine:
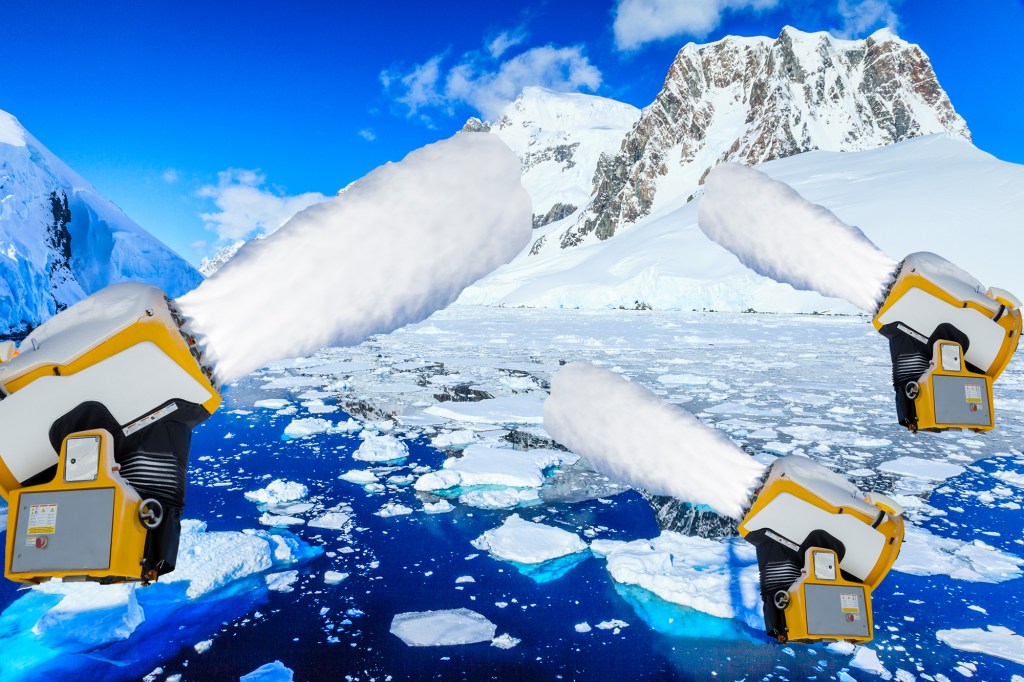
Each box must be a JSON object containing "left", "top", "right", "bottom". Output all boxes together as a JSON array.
[{"left": 1, "top": 0, "right": 1021, "bottom": 267}]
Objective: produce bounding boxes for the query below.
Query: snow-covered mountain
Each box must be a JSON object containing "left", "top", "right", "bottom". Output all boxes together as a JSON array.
[
  {"left": 556, "top": 26, "right": 969, "bottom": 250},
  {"left": 460, "top": 27, "right": 1008, "bottom": 311},
  {"left": 0, "top": 110, "right": 202, "bottom": 335},
  {"left": 464, "top": 87, "right": 640, "bottom": 232},
  {"left": 460, "top": 134, "right": 1024, "bottom": 312}
]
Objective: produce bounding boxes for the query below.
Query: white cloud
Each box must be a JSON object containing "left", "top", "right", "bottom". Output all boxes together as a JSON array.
[
  {"left": 447, "top": 46, "right": 601, "bottom": 121},
  {"left": 383, "top": 38, "right": 602, "bottom": 122},
  {"left": 382, "top": 54, "right": 446, "bottom": 115},
  {"left": 162, "top": 168, "right": 180, "bottom": 183},
  {"left": 197, "top": 169, "right": 327, "bottom": 242},
  {"left": 488, "top": 27, "right": 527, "bottom": 58},
  {"left": 358, "top": 129, "right": 377, "bottom": 141},
  {"left": 834, "top": 0, "right": 898, "bottom": 38},
  {"left": 613, "top": 0, "right": 780, "bottom": 50}
]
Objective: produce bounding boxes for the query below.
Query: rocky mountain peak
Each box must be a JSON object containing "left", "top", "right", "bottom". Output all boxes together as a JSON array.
[{"left": 551, "top": 26, "right": 969, "bottom": 250}]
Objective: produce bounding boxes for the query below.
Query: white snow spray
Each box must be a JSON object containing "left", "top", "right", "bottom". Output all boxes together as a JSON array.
[
  {"left": 543, "top": 363, "right": 765, "bottom": 519},
  {"left": 698, "top": 163, "right": 897, "bottom": 312},
  {"left": 177, "top": 133, "right": 531, "bottom": 384}
]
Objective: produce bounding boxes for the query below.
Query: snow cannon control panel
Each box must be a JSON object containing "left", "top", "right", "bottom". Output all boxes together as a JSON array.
[
  {"left": 873, "top": 252, "right": 1020, "bottom": 433},
  {"left": 0, "top": 283, "right": 222, "bottom": 586},
  {"left": 738, "top": 456, "right": 904, "bottom": 645}
]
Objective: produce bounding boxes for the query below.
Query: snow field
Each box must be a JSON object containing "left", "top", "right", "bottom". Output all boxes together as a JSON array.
[{"left": 176, "top": 133, "right": 531, "bottom": 383}]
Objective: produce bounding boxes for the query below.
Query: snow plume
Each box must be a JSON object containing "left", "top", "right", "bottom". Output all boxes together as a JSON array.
[
  {"left": 543, "top": 363, "right": 764, "bottom": 519},
  {"left": 698, "top": 163, "right": 897, "bottom": 312},
  {"left": 177, "top": 133, "right": 530, "bottom": 384}
]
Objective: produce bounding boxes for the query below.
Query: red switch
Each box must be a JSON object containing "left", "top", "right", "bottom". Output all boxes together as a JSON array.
[{"left": 35, "top": 536, "right": 47, "bottom": 549}]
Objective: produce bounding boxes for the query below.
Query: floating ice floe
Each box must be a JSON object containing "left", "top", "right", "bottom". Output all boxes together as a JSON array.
[
  {"left": 0, "top": 520, "right": 320, "bottom": 679},
  {"left": 390, "top": 608, "right": 497, "bottom": 646},
  {"left": 472, "top": 514, "right": 587, "bottom": 567},
  {"left": 30, "top": 582, "right": 144, "bottom": 651},
  {"left": 283, "top": 417, "right": 334, "bottom": 438},
  {"left": 491, "top": 633, "right": 521, "bottom": 649},
  {"left": 258, "top": 513, "right": 305, "bottom": 527},
  {"left": 849, "top": 646, "right": 891, "bottom": 678},
  {"left": 431, "top": 428, "right": 477, "bottom": 449},
  {"left": 591, "top": 533, "right": 762, "bottom": 630},
  {"left": 936, "top": 625, "right": 1024, "bottom": 665},
  {"left": 878, "top": 456, "right": 966, "bottom": 481},
  {"left": 324, "top": 571, "right": 349, "bottom": 585},
  {"left": 194, "top": 639, "right": 213, "bottom": 654},
  {"left": 458, "top": 488, "right": 540, "bottom": 510},
  {"left": 376, "top": 503, "right": 413, "bottom": 517},
  {"left": 244, "top": 480, "right": 308, "bottom": 506},
  {"left": 265, "top": 570, "right": 299, "bottom": 592},
  {"left": 308, "top": 511, "right": 351, "bottom": 530},
  {"left": 353, "top": 432, "right": 409, "bottom": 462},
  {"left": 254, "top": 398, "right": 291, "bottom": 410},
  {"left": 422, "top": 499, "right": 455, "bottom": 514},
  {"left": 240, "top": 660, "right": 295, "bottom": 682},
  {"left": 894, "top": 524, "right": 1023, "bottom": 582},
  {"left": 424, "top": 396, "right": 544, "bottom": 426},
  {"left": 339, "top": 469, "right": 377, "bottom": 484},
  {"left": 415, "top": 445, "right": 576, "bottom": 491}
]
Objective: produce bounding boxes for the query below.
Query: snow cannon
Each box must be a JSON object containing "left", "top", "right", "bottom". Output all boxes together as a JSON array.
[
  {"left": 738, "top": 456, "right": 904, "bottom": 645},
  {"left": 0, "top": 283, "right": 221, "bottom": 586},
  {"left": 873, "top": 252, "right": 1021, "bottom": 433}
]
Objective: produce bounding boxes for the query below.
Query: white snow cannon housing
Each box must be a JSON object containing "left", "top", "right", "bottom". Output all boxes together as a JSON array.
[
  {"left": 873, "top": 252, "right": 1021, "bottom": 433},
  {"left": 0, "top": 283, "right": 222, "bottom": 585},
  {"left": 738, "top": 456, "right": 904, "bottom": 644}
]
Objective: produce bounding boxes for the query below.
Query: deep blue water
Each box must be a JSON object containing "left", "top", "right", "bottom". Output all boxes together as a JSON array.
[{"left": 0, "top": 381, "right": 1022, "bottom": 681}]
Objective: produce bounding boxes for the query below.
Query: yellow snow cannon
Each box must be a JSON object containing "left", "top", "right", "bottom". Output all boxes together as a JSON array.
[
  {"left": 738, "top": 455, "right": 904, "bottom": 645},
  {"left": 1, "top": 283, "right": 221, "bottom": 585},
  {"left": 873, "top": 252, "right": 1021, "bottom": 433}
]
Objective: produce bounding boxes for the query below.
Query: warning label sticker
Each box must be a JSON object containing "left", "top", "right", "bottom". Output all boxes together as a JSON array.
[
  {"left": 840, "top": 593, "right": 860, "bottom": 614},
  {"left": 965, "top": 384, "right": 983, "bottom": 404},
  {"left": 26, "top": 504, "right": 57, "bottom": 535}
]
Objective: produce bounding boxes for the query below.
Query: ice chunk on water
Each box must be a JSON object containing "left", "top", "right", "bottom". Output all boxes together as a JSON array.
[
  {"left": 431, "top": 429, "right": 477, "bottom": 449},
  {"left": 265, "top": 570, "right": 299, "bottom": 593},
  {"left": 376, "top": 503, "right": 413, "bottom": 517},
  {"left": 254, "top": 398, "right": 291, "bottom": 409},
  {"left": 544, "top": 363, "right": 764, "bottom": 519},
  {"left": 244, "top": 480, "right": 308, "bottom": 505},
  {"left": 390, "top": 608, "right": 497, "bottom": 646},
  {"left": 240, "top": 660, "right": 295, "bottom": 682},
  {"left": 423, "top": 499, "right": 455, "bottom": 514},
  {"left": 849, "top": 646, "right": 891, "bottom": 678},
  {"left": 878, "top": 456, "right": 965, "bottom": 481},
  {"left": 575, "top": 622, "right": 592, "bottom": 633},
  {"left": 895, "top": 525, "right": 1023, "bottom": 582},
  {"left": 340, "top": 469, "right": 378, "bottom": 484},
  {"left": 30, "top": 582, "right": 144, "bottom": 651},
  {"left": 162, "top": 521, "right": 275, "bottom": 599},
  {"left": 491, "top": 633, "right": 520, "bottom": 649},
  {"left": 425, "top": 396, "right": 544, "bottom": 426},
  {"left": 937, "top": 625, "right": 1024, "bottom": 665},
  {"left": 259, "top": 513, "right": 305, "bottom": 527},
  {"left": 354, "top": 432, "right": 409, "bottom": 462},
  {"left": 459, "top": 488, "right": 540, "bottom": 509},
  {"left": 324, "top": 571, "right": 349, "bottom": 585},
  {"left": 194, "top": 639, "right": 213, "bottom": 654},
  {"left": 308, "top": 511, "right": 350, "bottom": 530},
  {"left": 592, "top": 533, "right": 762, "bottom": 629},
  {"left": 472, "top": 514, "right": 587, "bottom": 564},
  {"left": 698, "top": 163, "right": 896, "bottom": 311},
  {"left": 283, "top": 417, "right": 333, "bottom": 439}
]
